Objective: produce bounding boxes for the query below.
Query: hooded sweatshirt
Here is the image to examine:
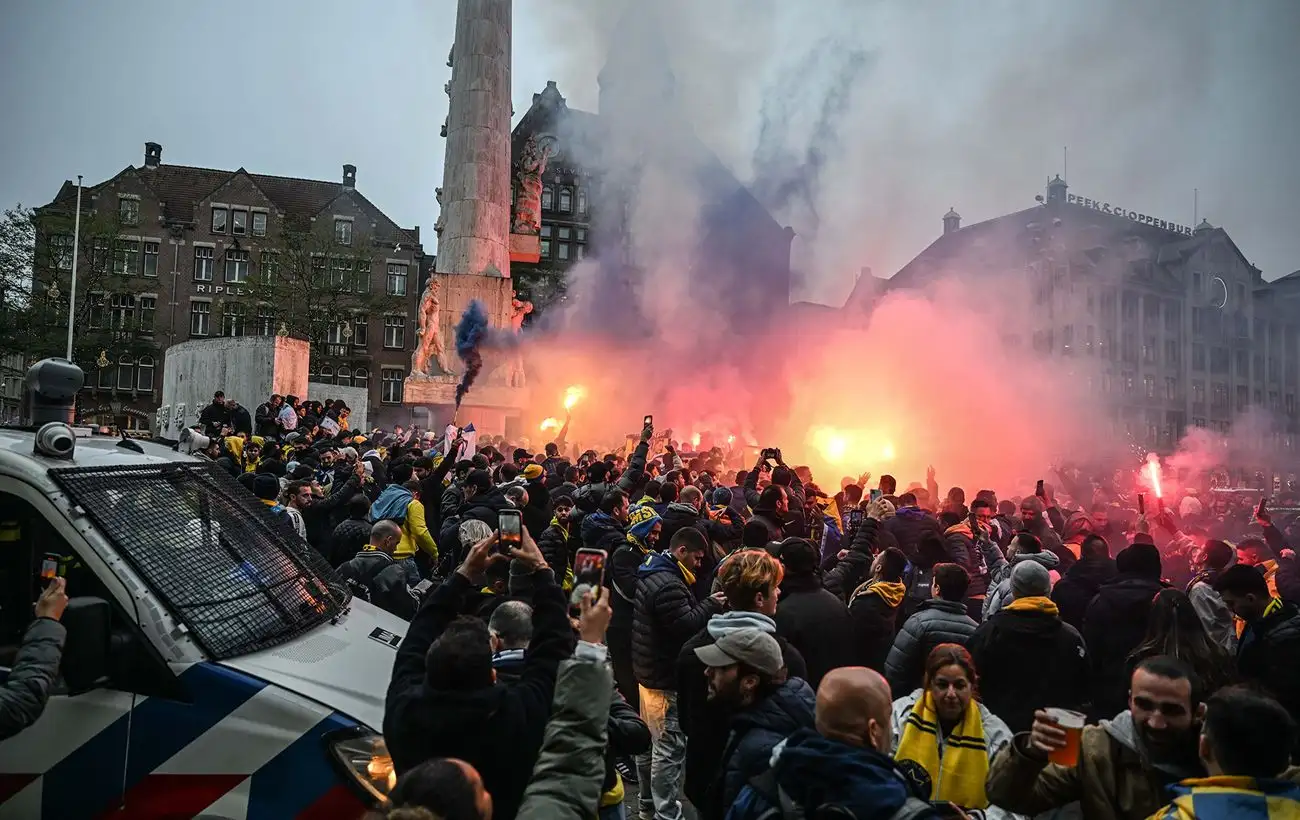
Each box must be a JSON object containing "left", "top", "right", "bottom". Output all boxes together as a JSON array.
[{"left": 983, "top": 550, "right": 1062, "bottom": 620}]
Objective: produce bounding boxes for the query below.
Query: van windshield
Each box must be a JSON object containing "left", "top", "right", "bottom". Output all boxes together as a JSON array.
[{"left": 49, "top": 461, "right": 350, "bottom": 660}]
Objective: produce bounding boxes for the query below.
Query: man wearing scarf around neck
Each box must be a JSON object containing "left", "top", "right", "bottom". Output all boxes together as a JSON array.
[
  {"left": 610, "top": 503, "right": 663, "bottom": 712},
  {"left": 633, "top": 529, "right": 726, "bottom": 820},
  {"left": 849, "top": 547, "right": 910, "bottom": 672}
]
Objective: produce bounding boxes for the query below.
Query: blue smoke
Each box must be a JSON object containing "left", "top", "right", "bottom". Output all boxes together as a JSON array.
[{"left": 453, "top": 299, "right": 490, "bottom": 407}]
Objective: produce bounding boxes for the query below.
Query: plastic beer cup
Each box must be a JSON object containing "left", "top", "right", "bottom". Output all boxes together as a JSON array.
[{"left": 1046, "top": 708, "right": 1085, "bottom": 766}]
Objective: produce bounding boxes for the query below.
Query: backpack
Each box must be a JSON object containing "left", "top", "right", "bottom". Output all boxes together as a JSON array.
[
  {"left": 745, "top": 768, "right": 936, "bottom": 820},
  {"left": 369, "top": 485, "right": 412, "bottom": 526}
]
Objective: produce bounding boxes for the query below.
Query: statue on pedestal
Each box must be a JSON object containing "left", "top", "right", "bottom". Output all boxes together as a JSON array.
[
  {"left": 511, "top": 134, "right": 556, "bottom": 235},
  {"left": 506, "top": 293, "right": 533, "bottom": 388},
  {"left": 410, "top": 278, "right": 450, "bottom": 378}
]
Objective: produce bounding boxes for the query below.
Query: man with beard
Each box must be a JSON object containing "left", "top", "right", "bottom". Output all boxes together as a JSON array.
[
  {"left": 692, "top": 628, "right": 815, "bottom": 819},
  {"left": 988, "top": 655, "right": 1208, "bottom": 820}
]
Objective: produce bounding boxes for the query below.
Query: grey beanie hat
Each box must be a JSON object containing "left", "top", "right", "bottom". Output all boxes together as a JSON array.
[{"left": 1011, "top": 560, "right": 1052, "bottom": 599}]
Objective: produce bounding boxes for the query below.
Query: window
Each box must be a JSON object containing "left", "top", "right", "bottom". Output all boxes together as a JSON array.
[
  {"left": 559, "top": 188, "right": 573, "bottom": 212},
  {"left": 256, "top": 306, "right": 275, "bottom": 336},
  {"left": 336, "top": 366, "right": 352, "bottom": 387},
  {"left": 558, "top": 227, "right": 571, "bottom": 240},
  {"left": 109, "top": 293, "right": 136, "bottom": 329},
  {"left": 335, "top": 218, "right": 352, "bottom": 246},
  {"left": 116, "top": 355, "right": 134, "bottom": 390},
  {"left": 541, "top": 186, "right": 553, "bottom": 210},
  {"left": 1144, "top": 375, "right": 1156, "bottom": 399},
  {"left": 1236, "top": 385, "right": 1248, "bottom": 413},
  {"left": 211, "top": 208, "right": 228, "bottom": 233},
  {"left": 1236, "top": 349, "right": 1249, "bottom": 378},
  {"left": 251, "top": 211, "right": 267, "bottom": 236},
  {"left": 576, "top": 228, "right": 587, "bottom": 242},
  {"left": 540, "top": 239, "right": 551, "bottom": 258},
  {"left": 1210, "top": 346, "right": 1229, "bottom": 375},
  {"left": 1192, "top": 381, "right": 1206, "bottom": 404},
  {"left": 136, "top": 355, "right": 155, "bottom": 392},
  {"left": 1192, "top": 307, "right": 1203, "bottom": 335},
  {"left": 92, "top": 238, "right": 111, "bottom": 271},
  {"left": 142, "top": 241, "right": 159, "bottom": 277},
  {"left": 97, "top": 357, "right": 116, "bottom": 389},
  {"left": 576, "top": 245, "right": 585, "bottom": 260},
  {"left": 319, "top": 365, "right": 334, "bottom": 384},
  {"left": 1211, "top": 382, "right": 1227, "bottom": 410},
  {"left": 190, "top": 301, "right": 211, "bottom": 336},
  {"left": 87, "top": 292, "right": 106, "bottom": 328},
  {"left": 354, "top": 260, "right": 371, "bottom": 293},
  {"left": 114, "top": 241, "right": 140, "bottom": 276},
  {"left": 260, "top": 251, "right": 278, "bottom": 283},
  {"left": 1192, "top": 344, "right": 1205, "bottom": 371},
  {"left": 387, "top": 263, "right": 408, "bottom": 296},
  {"left": 354, "top": 367, "right": 369, "bottom": 390},
  {"left": 50, "top": 234, "right": 73, "bottom": 269},
  {"left": 1122, "top": 372, "right": 1135, "bottom": 396},
  {"left": 221, "top": 302, "right": 246, "bottom": 337},
  {"left": 194, "top": 247, "right": 214, "bottom": 281},
  {"left": 138, "top": 296, "right": 156, "bottom": 334},
  {"left": 1237, "top": 283, "right": 1247, "bottom": 304},
  {"left": 557, "top": 243, "right": 570, "bottom": 261},
  {"left": 541, "top": 225, "right": 551, "bottom": 239},
  {"left": 381, "top": 368, "right": 404, "bottom": 404},
  {"left": 1192, "top": 272, "right": 1202, "bottom": 295},
  {"left": 224, "top": 249, "right": 249, "bottom": 283},
  {"left": 1164, "top": 340, "right": 1178, "bottom": 367},
  {"left": 119, "top": 198, "right": 139, "bottom": 226},
  {"left": 1166, "top": 377, "right": 1178, "bottom": 401},
  {"left": 1164, "top": 302, "right": 1178, "bottom": 332},
  {"left": 352, "top": 315, "right": 369, "bottom": 347},
  {"left": 384, "top": 316, "right": 406, "bottom": 349},
  {"left": 1142, "top": 335, "right": 1156, "bottom": 364},
  {"left": 229, "top": 209, "right": 247, "bottom": 236},
  {"left": 312, "top": 255, "right": 326, "bottom": 286},
  {"left": 330, "top": 257, "right": 352, "bottom": 291},
  {"left": 577, "top": 190, "right": 588, "bottom": 213}
]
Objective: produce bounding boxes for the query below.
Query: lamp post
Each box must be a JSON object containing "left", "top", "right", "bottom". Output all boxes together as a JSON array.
[{"left": 66, "top": 175, "right": 83, "bottom": 361}]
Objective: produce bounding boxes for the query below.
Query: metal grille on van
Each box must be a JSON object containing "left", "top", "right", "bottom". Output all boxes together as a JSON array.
[{"left": 48, "top": 462, "right": 351, "bottom": 660}]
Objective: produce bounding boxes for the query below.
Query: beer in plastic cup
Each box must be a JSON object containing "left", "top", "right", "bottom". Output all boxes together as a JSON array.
[{"left": 1045, "top": 708, "right": 1085, "bottom": 766}]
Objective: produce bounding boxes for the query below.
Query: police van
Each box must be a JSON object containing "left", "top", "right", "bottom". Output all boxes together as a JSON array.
[{"left": 0, "top": 361, "right": 406, "bottom": 818}]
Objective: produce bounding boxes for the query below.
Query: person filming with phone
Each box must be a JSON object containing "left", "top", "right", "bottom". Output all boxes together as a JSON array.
[{"left": 0, "top": 578, "right": 69, "bottom": 740}]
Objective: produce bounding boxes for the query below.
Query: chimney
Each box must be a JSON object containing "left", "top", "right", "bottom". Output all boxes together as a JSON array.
[
  {"left": 342, "top": 164, "right": 357, "bottom": 190},
  {"left": 144, "top": 142, "right": 162, "bottom": 168},
  {"left": 943, "top": 207, "right": 961, "bottom": 235}
]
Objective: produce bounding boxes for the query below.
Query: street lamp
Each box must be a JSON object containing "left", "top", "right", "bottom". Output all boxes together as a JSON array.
[
  {"left": 277, "top": 322, "right": 289, "bottom": 337},
  {"left": 96, "top": 350, "right": 109, "bottom": 369},
  {"left": 341, "top": 321, "right": 353, "bottom": 341},
  {"left": 47, "top": 281, "right": 60, "bottom": 301}
]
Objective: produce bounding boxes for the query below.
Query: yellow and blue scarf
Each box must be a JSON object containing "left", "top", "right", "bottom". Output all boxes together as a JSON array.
[
  {"left": 895, "top": 690, "right": 989, "bottom": 809},
  {"left": 1149, "top": 775, "right": 1300, "bottom": 819}
]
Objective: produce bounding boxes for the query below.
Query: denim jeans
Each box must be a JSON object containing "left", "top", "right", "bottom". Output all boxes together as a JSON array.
[
  {"left": 399, "top": 557, "right": 422, "bottom": 586},
  {"left": 599, "top": 803, "right": 627, "bottom": 820},
  {"left": 637, "top": 686, "right": 684, "bottom": 820}
]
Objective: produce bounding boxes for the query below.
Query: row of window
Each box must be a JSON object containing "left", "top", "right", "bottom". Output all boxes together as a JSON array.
[
  {"left": 188, "top": 302, "right": 409, "bottom": 350},
  {"left": 209, "top": 205, "right": 269, "bottom": 238},
  {"left": 538, "top": 225, "right": 587, "bottom": 262},
  {"left": 540, "top": 186, "right": 586, "bottom": 215},
  {"left": 309, "top": 362, "right": 405, "bottom": 404},
  {"left": 1093, "top": 372, "right": 1299, "bottom": 415},
  {"left": 91, "top": 355, "right": 156, "bottom": 393},
  {"left": 87, "top": 293, "right": 156, "bottom": 333}
]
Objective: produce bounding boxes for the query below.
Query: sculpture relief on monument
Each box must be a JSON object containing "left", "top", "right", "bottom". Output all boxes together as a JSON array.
[
  {"left": 511, "top": 134, "right": 557, "bottom": 236},
  {"left": 411, "top": 278, "right": 451, "bottom": 378},
  {"left": 505, "top": 292, "right": 533, "bottom": 387}
]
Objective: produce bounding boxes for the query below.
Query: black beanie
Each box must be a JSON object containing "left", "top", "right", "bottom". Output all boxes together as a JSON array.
[{"left": 1117, "top": 543, "right": 1162, "bottom": 580}]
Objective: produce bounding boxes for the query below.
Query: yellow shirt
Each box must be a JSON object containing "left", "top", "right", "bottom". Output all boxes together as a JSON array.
[{"left": 395, "top": 499, "right": 438, "bottom": 562}]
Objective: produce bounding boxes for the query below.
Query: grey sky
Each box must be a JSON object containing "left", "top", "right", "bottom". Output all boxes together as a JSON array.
[{"left": 3, "top": 0, "right": 1298, "bottom": 307}]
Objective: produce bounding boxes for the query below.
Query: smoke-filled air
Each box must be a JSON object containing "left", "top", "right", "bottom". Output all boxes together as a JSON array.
[{"left": 484, "top": 0, "right": 1300, "bottom": 497}]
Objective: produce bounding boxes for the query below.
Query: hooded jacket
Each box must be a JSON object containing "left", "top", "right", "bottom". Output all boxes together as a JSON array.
[
  {"left": 966, "top": 597, "right": 1088, "bottom": 734},
  {"left": 712, "top": 678, "right": 817, "bottom": 818},
  {"left": 1083, "top": 572, "right": 1167, "bottom": 721},
  {"left": 941, "top": 522, "right": 992, "bottom": 599},
  {"left": 1237, "top": 600, "right": 1300, "bottom": 739},
  {"left": 849, "top": 576, "right": 907, "bottom": 672},
  {"left": 678, "top": 611, "right": 808, "bottom": 812},
  {"left": 774, "top": 573, "right": 854, "bottom": 688},
  {"left": 886, "top": 507, "right": 944, "bottom": 564},
  {"left": 884, "top": 598, "right": 979, "bottom": 697},
  {"left": 337, "top": 550, "right": 417, "bottom": 620},
  {"left": 982, "top": 550, "right": 1062, "bottom": 620},
  {"left": 632, "top": 551, "right": 722, "bottom": 689},
  {"left": 1051, "top": 554, "right": 1118, "bottom": 631},
  {"left": 726, "top": 729, "right": 935, "bottom": 820}
]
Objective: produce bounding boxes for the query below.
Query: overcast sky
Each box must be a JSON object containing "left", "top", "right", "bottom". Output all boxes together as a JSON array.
[{"left": 3, "top": 0, "right": 1298, "bottom": 305}]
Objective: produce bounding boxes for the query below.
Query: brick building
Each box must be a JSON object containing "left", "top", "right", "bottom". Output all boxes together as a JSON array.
[
  {"left": 36, "top": 143, "right": 424, "bottom": 430},
  {"left": 875, "top": 175, "right": 1300, "bottom": 459}
]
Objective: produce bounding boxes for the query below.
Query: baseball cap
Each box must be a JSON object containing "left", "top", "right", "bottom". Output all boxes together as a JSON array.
[{"left": 693, "top": 628, "right": 782, "bottom": 676}]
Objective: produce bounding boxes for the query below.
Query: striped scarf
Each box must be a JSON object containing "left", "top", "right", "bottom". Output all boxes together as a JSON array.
[
  {"left": 894, "top": 691, "right": 989, "bottom": 808},
  {"left": 1150, "top": 775, "right": 1300, "bottom": 819}
]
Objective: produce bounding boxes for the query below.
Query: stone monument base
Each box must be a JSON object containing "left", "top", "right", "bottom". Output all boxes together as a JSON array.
[
  {"left": 509, "top": 232, "right": 540, "bottom": 264},
  {"left": 403, "top": 376, "right": 530, "bottom": 438}
]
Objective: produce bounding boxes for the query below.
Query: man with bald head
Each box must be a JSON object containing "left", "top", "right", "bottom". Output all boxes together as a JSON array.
[
  {"left": 338, "top": 519, "right": 419, "bottom": 619},
  {"left": 727, "top": 667, "right": 934, "bottom": 820}
]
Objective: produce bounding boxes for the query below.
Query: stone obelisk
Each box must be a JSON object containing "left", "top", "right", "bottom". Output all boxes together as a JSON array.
[{"left": 405, "top": 0, "right": 526, "bottom": 434}]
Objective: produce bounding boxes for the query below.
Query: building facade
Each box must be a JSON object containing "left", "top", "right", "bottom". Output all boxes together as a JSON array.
[
  {"left": 884, "top": 176, "right": 1300, "bottom": 458},
  {"left": 36, "top": 143, "right": 424, "bottom": 430}
]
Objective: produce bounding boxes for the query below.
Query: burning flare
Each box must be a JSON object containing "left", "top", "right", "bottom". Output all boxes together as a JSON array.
[
  {"left": 540, "top": 417, "right": 560, "bottom": 432},
  {"left": 563, "top": 385, "right": 586, "bottom": 411},
  {"left": 1146, "top": 452, "right": 1163, "bottom": 498}
]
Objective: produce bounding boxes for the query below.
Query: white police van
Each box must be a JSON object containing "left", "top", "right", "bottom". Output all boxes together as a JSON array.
[{"left": 0, "top": 361, "right": 407, "bottom": 819}]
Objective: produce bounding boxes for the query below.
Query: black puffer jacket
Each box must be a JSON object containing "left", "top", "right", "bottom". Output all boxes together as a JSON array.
[
  {"left": 537, "top": 521, "right": 572, "bottom": 575},
  {"left": 711, "top": 678, "right": 816, "bottom": 820},
  {"left": 632, "top": 552, "right": 722, "bottom": 689},
  {"left": 967, "top": 603, "right": 1088, "bottom": 734},
  {"left": 337, "top": 551, "right": 417, "bottom": 620},
  {"left": 330, "top": 517, "right": 372, "bottom": 567},
  {"left": 1082, "top": 573, "right": 1165, "bottom": 720},
  {"left": 940, "top": 523, "right": 991, "bottom": 600},
  {"left": 1238, "top": 601, "right": 1300, "bottom": 738},
  {"left": 884, "top": 599, "right": 978, "bottom": 696},
  {"left": 1051, "top": 555, "right": 1118, "bottom": 631}
]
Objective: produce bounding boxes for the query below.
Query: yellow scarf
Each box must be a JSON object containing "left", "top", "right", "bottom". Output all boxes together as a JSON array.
[
  {"left": 601, "top": 773, "right": 625, "bottom": 807},
  {"left": 895, "top": 691, "right": 989, "bottom": 808},
  {"left": 850, "top": 579, "right": 906, "bottom": 609},
  {"left": 677, "top": 559, "right": 697, "bottom": 587},
  {"left": 1004, "top": 596, "right": 1059, "bottom": 616}
]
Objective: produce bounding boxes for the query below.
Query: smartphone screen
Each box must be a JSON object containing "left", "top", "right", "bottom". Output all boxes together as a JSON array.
[
  {"left": 498, "top": 510, "right": 523, "bottom": 551},
  {"left": 1035, "top": 479, "right": 1045, "bottom": 498},
  {"left": 40, "top": 554, "right": 59, "bottom": 581},
  {"left": 870, "top": 488, "right": 883, "bottom": 502},
  {"left": 574, "top": 548, "right": 607, "bottom": 596},
  {"left": 1258, "top": 497, "right": 1270, "bottom": 518},
  {"left": 643, "top": 415, "right": 653, "bottom": 427},
  {"left": 1137, "top": 494, "right": 1146, "bottom": 515}
]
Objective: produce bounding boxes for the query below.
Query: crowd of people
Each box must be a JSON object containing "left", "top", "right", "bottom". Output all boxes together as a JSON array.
[{"left": 172, "top": 391, "right": 1300, "bottom": 818}]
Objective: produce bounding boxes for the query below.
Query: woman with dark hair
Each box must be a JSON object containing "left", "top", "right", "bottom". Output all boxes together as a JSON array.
[
  {"left": 1127, "top": 588, "right": 1234, "bottom": 696},
  {"left": 890, "top": 644, "right": 1014, "bottom": 817}
]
